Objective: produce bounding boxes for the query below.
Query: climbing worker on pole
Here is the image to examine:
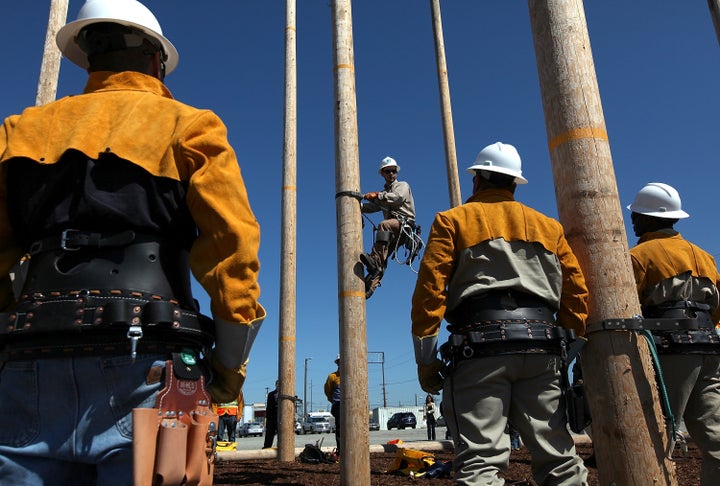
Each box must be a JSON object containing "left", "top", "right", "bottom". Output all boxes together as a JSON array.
[
  {"left": 411, "top": 141, "right": 589, "bottom": 485},
  {"left": 627, "top": 182, "right": 720, "bottom": 483},
  {"left": 360, "top": 156, "right": 416, "bottom": 298},
  {"left": 0, "top": 0, "right": 265, "bottom": 484}
]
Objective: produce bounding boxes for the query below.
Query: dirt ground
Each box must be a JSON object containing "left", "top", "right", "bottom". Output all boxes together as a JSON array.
[{"left": 213, "top": 442, "right": 702, "bottom": 485}]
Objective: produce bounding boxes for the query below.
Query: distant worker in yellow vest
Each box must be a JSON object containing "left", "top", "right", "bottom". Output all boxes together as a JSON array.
[
  {"left": 213, "top": 399, "right": 240, "bottom": 443},
  {"left": 324, "top": 356, "right": 341, "bottom": 455}
]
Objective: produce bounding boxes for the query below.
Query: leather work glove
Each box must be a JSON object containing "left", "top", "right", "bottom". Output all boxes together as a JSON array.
[
  {"left": 363, "top": 191, "right": 379, "bottom": 201},
  {"left": 208, "top": 355, "right": 248, "bottom": 404},
  {"left": 417, "top": 359, "right": 445, "bottom": 395}
]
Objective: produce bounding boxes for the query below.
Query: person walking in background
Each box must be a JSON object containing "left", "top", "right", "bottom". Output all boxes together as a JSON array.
[
  {"left": 263, "top": 380, "right": 279, "bottom": 449},
  {"left": 360, "top": 156, "right": 416, "bottom": 298},
  {"left": 0, "top": 0, "right": 265, "bottom": 483},
  {"left": 411, "top": 141, "right": 589, "bottom": 485},
  {"left": 324, "top": 356, "right": 341, "bottom": 455},
  {"left": 424, "top": 394, "right": 437, "bottom": 441},
  {"left": 627, "top": 182, "right": 720, "bottom": 483}
]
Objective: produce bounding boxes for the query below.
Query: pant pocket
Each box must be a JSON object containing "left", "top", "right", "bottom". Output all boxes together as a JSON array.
[{"left": 0, "top": 361, "right": 40, "bottom": 446}]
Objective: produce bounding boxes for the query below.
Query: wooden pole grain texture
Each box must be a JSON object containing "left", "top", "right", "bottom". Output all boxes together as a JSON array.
[
  {"left": 331, "top": 1, "right": 371, "bottom": 484},
  {"left": 527, "top": 1, "right": 678, "bottom": 485},
  {"left": 36, "top": 0, "right": 68, "bottom": 106},
  {"left": 429, "top": 0, "right": 462, "bottom": 208},
  {"left": 708, "top": 0, "right": 720, "bottom": 46},
  {"left": 278, "top": 0, "right": 298, "bottom": 463}
]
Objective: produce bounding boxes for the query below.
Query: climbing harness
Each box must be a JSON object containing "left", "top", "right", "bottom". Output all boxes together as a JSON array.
[{"left": 362, "top": 213, "right": 425, "bottom": 273}]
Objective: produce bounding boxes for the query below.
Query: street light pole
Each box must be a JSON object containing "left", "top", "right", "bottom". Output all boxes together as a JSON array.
[{"left": 303, "top": 357, "right": 312, "bottom": 419}]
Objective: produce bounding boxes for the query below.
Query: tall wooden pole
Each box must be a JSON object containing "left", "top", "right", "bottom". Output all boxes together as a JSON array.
[
  {"left": 528, "top": 1, "right": 677, "bottom": 485},
  {"left": 36, "top": 0, "right": 69, "bottom": 106},
  {"left": 429, "top": 0, "right": 462, "bottom": 208},
  {"left": 708, "top": 0, "right": 720, "bottom": 46},
  {"left": 277, "top": 0, "right": 298, "bottom": 463},
  {"left": 331, "top": 1, "right": 370, "bottom": 484}
]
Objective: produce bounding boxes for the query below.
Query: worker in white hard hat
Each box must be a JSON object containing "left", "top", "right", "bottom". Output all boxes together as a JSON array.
[
  {"left": 360, "top": 156, "right": 416, "bottom": 298},
  {"left": 0, "top": 0, "right": 265, "bottom": 483},
  {"left": 628, "top": 182, "right": 720, "bottom": 482},
  {"left": 411, "top": 142, "right": 589, "bottom": 485}
]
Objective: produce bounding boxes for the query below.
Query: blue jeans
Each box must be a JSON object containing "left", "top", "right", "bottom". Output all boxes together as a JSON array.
[{"left": 0, "top": 353, "right": 167, "bottom": 485}]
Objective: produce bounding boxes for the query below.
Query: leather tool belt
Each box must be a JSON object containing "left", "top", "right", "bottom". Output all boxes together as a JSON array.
[
  {"left": 133, "top": 353, "right": 218, "bottom": 486},
  {"left": 1, "top": 230, "right": 213, "bottom": 360},
  {"left": 446, "top": 289, "right": 557, "bottom": 326},
  {"left": 643, "top": 301, "right": 718, "bottom": 354},
  {"left": 440, "top": 321, "right": 576, "bottom": 363}
]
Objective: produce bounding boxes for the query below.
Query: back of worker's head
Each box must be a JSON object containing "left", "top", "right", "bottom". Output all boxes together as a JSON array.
[
  {"left": 627, "top": 182, "right": 687, "bottom": 236},
  {"left": 56, "top": 0, "right": 178, "bottom": 76},
  {"left": 467, "top": 142, "right": 528, "bottom": 186}
]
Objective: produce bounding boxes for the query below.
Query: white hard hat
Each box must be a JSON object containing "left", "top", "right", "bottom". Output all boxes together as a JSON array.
[
  {"left": 56, "top": 0, "right": 178, "bottom": 74},
  {"left": 378, "top": 156, "right": 400, "bottom": 174},
  {"left": 627, "top": 182, "right": 689, "bottom": 219},
  {"left": 466, "top": 142, "right": 528, "bottom": 184},
  {"left": 334, "top": 355, "right": 340, "bottom": 364}
]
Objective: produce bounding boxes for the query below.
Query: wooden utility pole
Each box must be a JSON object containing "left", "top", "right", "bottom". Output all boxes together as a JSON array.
[
  {"left": 429, "top": 0, "right": 462, "bottom": 208},
  {"left": 277, "top": 0, "right": 298, "bottom": 463},
  {"left": 528, "top": 1, "right": 677, "bottom": 485},
  {"left": 331, "top": 1, "right": 370, "bottom": 484},
  {"left": 708, "top": 0, "right": 720, "bottom": 46},
  {"left": 36, "top": 0, "right": 69, "bottom": 106}
]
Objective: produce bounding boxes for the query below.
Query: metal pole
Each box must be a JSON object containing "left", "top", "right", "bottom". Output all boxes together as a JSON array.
[
  {"left": 331, "top": 0, "right": 370, "bottom": 483},
  {"left": 36, "top": 0, "right": 69, "bottom": 106},
  {"left": 708, "top": 0, "right": 720, "bottom": 46},
  {"left": 528, "top": 1, "right": 676, "bottom": 484},
  {"left": 303, "top": 358, "right": 311, "bottom": 419},
  {"left": 278, "top": 0, "right": 298, "bottom": 463},
  {"left": 381, "top": 352, "right": 387, "bottom": 408},
  {"left": 429, "top": 0, "right": 462, "bottom": 207}
]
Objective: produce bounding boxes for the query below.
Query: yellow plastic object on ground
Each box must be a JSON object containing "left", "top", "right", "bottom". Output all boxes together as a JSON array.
[
  {"left": 385, "top": 447, "right": 435, "bottom": 477},
  {"left": 216, "top": 441, "right": 237, "bottom": 452}
]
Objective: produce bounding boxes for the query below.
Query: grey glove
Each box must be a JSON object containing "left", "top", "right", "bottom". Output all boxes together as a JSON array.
[{"left": 417, "top": 359, "right": 445, "bottom": 394}]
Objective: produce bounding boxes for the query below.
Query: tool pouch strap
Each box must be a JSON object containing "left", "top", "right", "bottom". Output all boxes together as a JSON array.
[{"left": 133, "top": 354, "right": 218, "bottom": 486}]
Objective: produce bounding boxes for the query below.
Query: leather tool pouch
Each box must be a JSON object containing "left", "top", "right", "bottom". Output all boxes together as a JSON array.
[{"left": 133, "top": 354, "right": 218, "bottom": 486}]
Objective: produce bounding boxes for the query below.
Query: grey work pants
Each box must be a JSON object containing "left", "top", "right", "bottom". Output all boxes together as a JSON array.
[
  {"left": 660, "top": 353, "right": 720, "bottom": 485},
  {"left": 443, "top": 353, "right": 588, "bottom": 486}
]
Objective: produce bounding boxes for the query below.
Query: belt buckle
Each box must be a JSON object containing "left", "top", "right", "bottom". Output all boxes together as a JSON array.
[{"left": 60, "top": 229, "right": 81, "bottom": 251}]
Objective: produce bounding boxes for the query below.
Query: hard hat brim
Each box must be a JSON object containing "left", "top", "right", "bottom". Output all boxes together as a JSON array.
[
  {"left": 466, "top": 165, "right": 528, "bottom": 184},
  {"left": 627, "top": 204, "right": 689, "bottom": 219},
  {"left": 56, "top": 17, "right": 179, "bottom": 74}
]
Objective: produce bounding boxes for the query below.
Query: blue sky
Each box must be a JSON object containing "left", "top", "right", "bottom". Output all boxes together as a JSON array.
[{"left": 2, "top": 1, "right": 719, "bottom": 412}]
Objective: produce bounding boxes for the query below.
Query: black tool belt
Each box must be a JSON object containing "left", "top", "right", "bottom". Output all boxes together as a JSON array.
[
  {"left": 446, "top": 290, "right": 557, "bottom": 327},
  {"left": 643, "top": 301, "right": 718, "bottom": 354},
  {"left": 1, "top": 230, "right": 212, "bottom": 360},
  {"left": 0, "top": 291, "right": 214, "bottom": 360},
  {"left": 440, "top": 321, "right": 576, "bottom": 365}
]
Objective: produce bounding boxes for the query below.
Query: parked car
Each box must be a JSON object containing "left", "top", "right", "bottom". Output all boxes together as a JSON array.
[
  {"left": 237, "top": 421, "right": 265, "bottom": 438},
  {"left": 302, "top": 416, "right": 332, "bottom": 434},
  {"left": 387, "top": 412, "right": 417, "bottom": 430},
  {"left": 369, "top": 420, "right": 380, "bottom": 431}
]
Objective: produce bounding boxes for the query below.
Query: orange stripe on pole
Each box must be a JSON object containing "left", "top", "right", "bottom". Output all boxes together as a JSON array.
[
  {"left": 339, "top": 290, "right": 366, "bottom": 298},
  {"left": 548, "top": 126, "right": 608, "bottom": 151},
  {"left": 280, "top": 336, "right": 296, "bottom": 342},
  {"left": 283, "top": 185, "right": 297, "bottom": 191},
  {"left": 286, "top": 26, "right": 296, "bottom": 32},
  {"left": 334, "top": 63, "right": 354, "bottom": 72}
]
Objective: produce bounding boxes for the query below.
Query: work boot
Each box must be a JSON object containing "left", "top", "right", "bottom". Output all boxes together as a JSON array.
[{"left": 360, "top": 253, "right": 382, "bottom": 278}]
